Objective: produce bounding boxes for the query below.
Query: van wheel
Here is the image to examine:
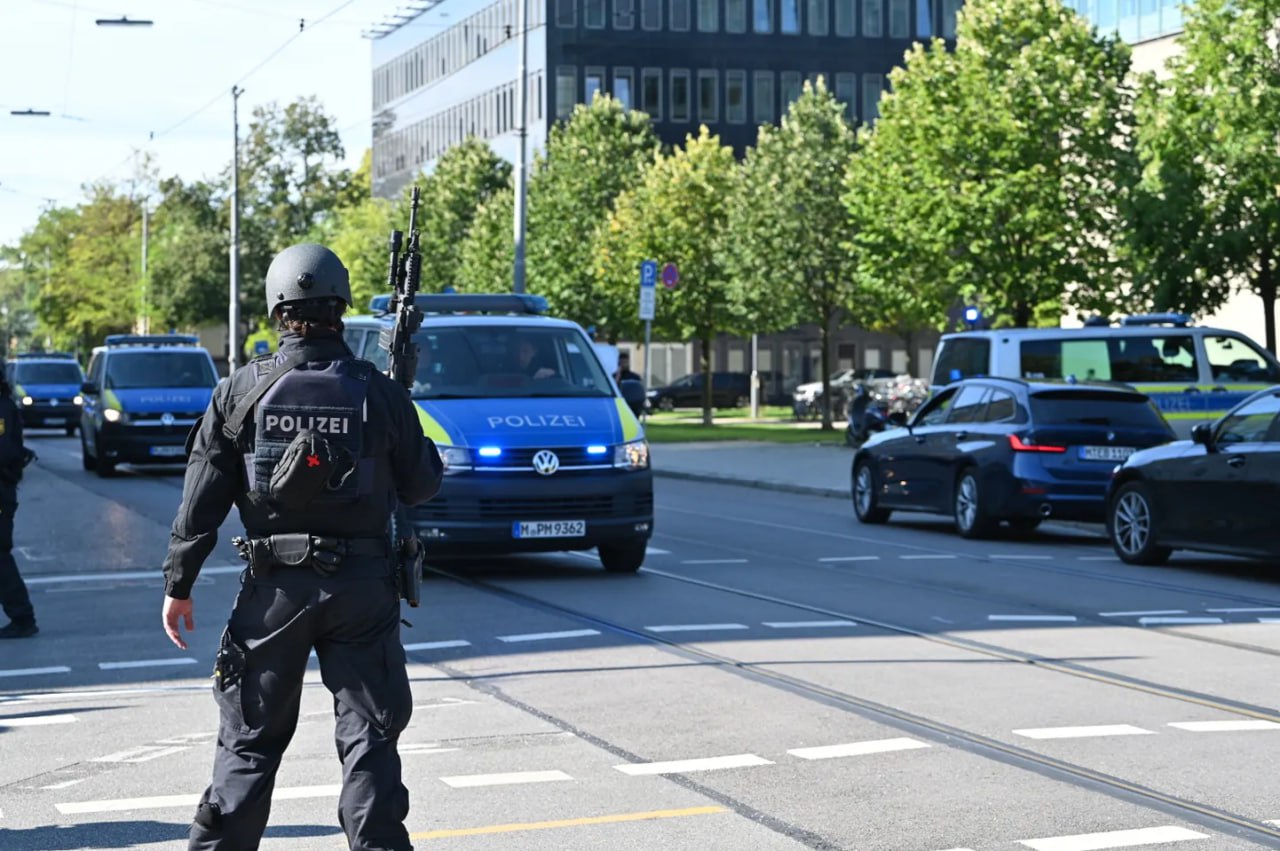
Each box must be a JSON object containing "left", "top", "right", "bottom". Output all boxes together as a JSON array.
[
  {"left": 852, "top": 460, "right": 890, "bottom": 524},
  {"left": 954, "top": 468, "right": 995, "bottom": 538},
  {"left": 80, "top": 433, "right": 94, "bottom": 471},
  {"left": 1109, "top": 482, "right": 1171, "bottom": 566},
  {"left": 598, "top": 540, "right": 646, "bottom": 573}
]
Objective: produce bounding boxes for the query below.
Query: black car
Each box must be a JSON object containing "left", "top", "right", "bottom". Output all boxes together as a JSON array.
[
  {"left": 852, "top": 378, "right": 1174, "bottom": 537},
  {"left": 647, "top": 372, "right": 755, "bottom": 410},
  {"left": 1107, "top": 386, "right": 1280, "bottom": 565}
]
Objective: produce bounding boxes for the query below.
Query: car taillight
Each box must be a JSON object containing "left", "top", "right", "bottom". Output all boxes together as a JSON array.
[{"left": 1008, "top": 433, "right": 1066, "bottom": 453}]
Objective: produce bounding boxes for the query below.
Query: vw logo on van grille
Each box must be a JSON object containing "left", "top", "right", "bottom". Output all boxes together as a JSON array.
[
  {"left": 161, "top": 413, "right": 176, "bottom": 426},
  {"left": 532, "top": 450, "right": 560, "bottom": 476}
]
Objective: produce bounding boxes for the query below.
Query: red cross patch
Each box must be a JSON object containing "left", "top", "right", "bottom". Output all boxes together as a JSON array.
[{"left": 306, "top": 454, "right": 320, "bottom": 468}]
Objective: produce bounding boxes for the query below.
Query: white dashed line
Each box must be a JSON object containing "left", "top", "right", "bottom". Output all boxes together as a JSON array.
[
  {"left": 399, "top": 744, "right": 460, "bottom": 755},
  {"left": 988, "top": 615, "right": 1078, "bottom": 623},
  {"left": 1013, "top": 725, "right": 1155, "bottom": 740},
  {"left": 40, "top": 778, "right": 89, "bottom": 791},
  {"left": 644, "top": 623, "right": 749, "bottom": 633},
  {"left": 1259, "top": 618, "right": 1280, "bottom": 624},
  {"left": 787, "top": 738, "right": 930, "bottom": 760},
  {"left": 988, "top": 555, "right": 1053, "bottom": 560},
  {"left": 1138, "top": 617, "right": 1223, "bottom": 626},
  {"left": 900, "top": 554, "right": 957, "bottom": 560},
  {"left": 93, "top": 746, "right": 189, "bottom": 764},
  {"left": 680, "top": 559, "right": 749, "bottom": 565},
  {"left": 98, "top": 658, "right": 198, "bottom": 671},
  {"left": 1098, "top": 610, "right": 1186, "bottom": 618},
  {"left": 496, "top": 629, "right": 601, "bottom": 643},
  {"left": 403, "top": 640, "right": 471, "bottom": 651},
  {"left": 1076, "top": 556, "right": 1116, "bottom": 561},
  {"left": 762, "top": 620, "right": 857, "bottom": 629},
  {"left": 56, "top": 784, "right": 341, "bottom": 815},
  {"left": 26, "top": 565, "right": 242, "bottom": 585},
  {"left": 440, "top": 770, "right": 572, "bottom": 788},
  {"left": 1018, "top": 826, "right": 1207, "bottom": 850},
  {"left": 0, "top": 666, "right": 71, "bottom": 678},
  {"left": 1205, "top": 607, "right": 1280, "bottom": 613},
  {"left": 614, "top": 753, "right": 773, "bottom": 775},
  {"left": 0, "top": 714, "right": 77, "bottom": 727},
  {"left": 1168, "top": 720, "right": 1280, "bottom": 732},
  {"left": 646, "top": 546, "right": 671, "bottom": 555},
  {"left": 818, "top": 555, "right": 880, "bottom": 562}
]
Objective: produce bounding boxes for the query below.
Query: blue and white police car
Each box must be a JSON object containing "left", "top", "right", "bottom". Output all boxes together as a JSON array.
[
  {"left": 8, "top": 352, "right": 86, "bottom": 435},
  {"left": 342, "top": 294, "right": 653, "bottom": 572},
  {"left": 79, "top": 334, "right": 219, "bottom": 477}
]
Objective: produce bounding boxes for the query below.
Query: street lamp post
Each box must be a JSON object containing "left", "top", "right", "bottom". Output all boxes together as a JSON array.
[
  {"left": 229, "top": 86, "right": 244, "bottom": 374},
  {"left": 511, "top": 0, "right": 530, "bottom": 294}
]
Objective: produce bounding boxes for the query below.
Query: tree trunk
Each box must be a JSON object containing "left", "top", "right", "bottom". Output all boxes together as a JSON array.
[
  {"left": 819, "top": 312, "right": 833, "bottom": 431},
  {"left": 1013, "top": 301, "right": 1032, "bottom": 328},
  {"left": 700, "top": 334, "right": 713, "bottom": 426},
  {"left": 1260, "top": 246, "right": 1276, "bottom": 355}
]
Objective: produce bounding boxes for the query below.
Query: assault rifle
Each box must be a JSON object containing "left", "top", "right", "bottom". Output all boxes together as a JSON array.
[{"left": 379, "top": 186, "right": 424, "bottom": 392}]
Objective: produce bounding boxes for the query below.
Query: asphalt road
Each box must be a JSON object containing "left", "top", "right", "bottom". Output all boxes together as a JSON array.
[{"left": 3, "top": 432, "right": 1280, "bottom": 850}]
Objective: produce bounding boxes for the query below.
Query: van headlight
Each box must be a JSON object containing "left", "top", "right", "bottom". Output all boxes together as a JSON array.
[
  {"left": 614, "top": 439, "right": 650, "bottom": 470},
  {"left": 103, "top": 408, "right": 129, "bottom": 424},
  {"left": 21, "top": 396, "right": 33, "bottom": 406},
  {"left": 437, "top": 445, "right": 472, "bottom": 474},
  {"left": 73, "top": 395, "right": 84, "bottom": 406}
]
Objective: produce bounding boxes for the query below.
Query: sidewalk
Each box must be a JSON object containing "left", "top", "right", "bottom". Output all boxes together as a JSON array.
[{"left": 650, "top": 441, "right": 852, "bottom": 499}]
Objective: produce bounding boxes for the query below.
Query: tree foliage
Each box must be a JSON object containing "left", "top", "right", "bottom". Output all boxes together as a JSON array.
[
  {"left": 309, "top": 151, "right": 395, "bottom": 311},
  {"left": 457, "top": 184, "right": 515, "bottom": 292},
  {"left": 148, "top": 177, "right": 228, "bottom": 332}
]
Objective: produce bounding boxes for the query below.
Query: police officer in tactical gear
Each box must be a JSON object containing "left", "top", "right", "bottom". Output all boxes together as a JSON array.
[
  {"left": 0, "top": 360, "right": 38, "bottom": 639},
  {"left": 161, "top": 243, "right": 443, "bottom": 851}
]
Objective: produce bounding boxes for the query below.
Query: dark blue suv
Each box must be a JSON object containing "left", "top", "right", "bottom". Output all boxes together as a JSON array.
[
  {"left": 8, "top": 353, "right": 85, "bottom": 436},
  {"left": 852, "top": 378, "right": 1174, "bottom": 537}
]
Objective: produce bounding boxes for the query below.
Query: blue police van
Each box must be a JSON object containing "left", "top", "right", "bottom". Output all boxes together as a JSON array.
[
  {"left": 79, "top": 334, "right": 219, "bottom": 477},
  {"left": 342, "top": 294, "right": 653, "bottom": 572},
  {"left": 8, "top": 352, "right": 86, "bottom": 436}
]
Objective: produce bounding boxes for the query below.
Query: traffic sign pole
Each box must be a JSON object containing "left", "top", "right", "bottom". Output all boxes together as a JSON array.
[{"left": 639, "top": 260, "right": 658, "bottom": 424}]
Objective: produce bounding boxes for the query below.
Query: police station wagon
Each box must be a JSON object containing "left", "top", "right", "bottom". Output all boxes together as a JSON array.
[
  {"left": 342, "top": 293, "right": 653, "bottom": 573},
  {"left": 930, "top": 314, "right": 1280, "bottom": 437}
]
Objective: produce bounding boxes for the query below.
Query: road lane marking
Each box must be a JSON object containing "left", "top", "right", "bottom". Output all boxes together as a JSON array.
[
  {"left": 1138, "top": 617, "right": 1222, "bottom": 626},
  {"left": 1168, "top": 720, "right": 1280, "bottom": 732},
  {"left": 900, "top": 554, "right": 957, "bottom": 560},
  {"left": 1013, "top": 725, "right": 1155, "bottom": 740},
  {"left": 440, "top": 770, "right": 572, "bottom": 788},
  {"left": 98, "top": 658, "right": 197, "bottom": 671},
  {"left": 1076, "top": 556, "right": 1116, "bottom": 561},
  {"left": 1206, "top": 607, "right": 1280, "bottom": 613},
  {"left": 988, "top": 615, "right": 1078, "bottom": 623},
  {"left": 614, "top": 754, "right": 772, "bottom": 775},
  {"left": 409, "top": 806, "right": 726, "bottom": 840},
  {"left": 787, "top": 738, "right": 930, "bottom": 760},
  {"left": 1018, "top": 826, "right": 1207, "bottom": 850},
  {"left": 645, "top": 547, "right": 671, "bottom": 555},
  {"left": 17, "top": 547, "right": 54, "bottom": 561},
  {"left": 0, "top": 666, "right": 71, "bottom": 678},
  {"left": 0, "top": 714, "right": 77, "bottom": 727},
  {"left": 26, "top": 565, "right": 242, "bottom": 585},
  {"left": 644, "top": 623, "right": 749, "bottom": 633},
  {"left": 1259, "top": 618, "right": 1280, "bottom": 624},
  {"left": 680, "top": 559, "right": 749, "bottom": 565},
  {"left": 1098, "top": 610, "right": 1187, "bottom": 617},
  {"left": 57, "top": 784, "right": 341, "bottom": 815},
  {"left": 403, "top": 640, "right": 470, "bottom": 651},
  {"left": 41, "top": 778, "right": 89, "bottom": 790},
  {"left": 818, "top": 556, "right": 880, "bottom": 562},
  {"left": 763, "top": 620, "right": 857, "bottom": 629},
  {"left": 988, "top": 555, "right": 1053, "bottom": 560},
  {"left": 93, "top": 746, "right": 189, "bottom": 763},
  {"left": 0, "top": 684, "right": 209, "bottom": 705},
  {"left": 399, "top": 745, "right": 460, "bottom": 755},
  {"left": 496, "top": 629, "right": 601, "bottom": 643}
]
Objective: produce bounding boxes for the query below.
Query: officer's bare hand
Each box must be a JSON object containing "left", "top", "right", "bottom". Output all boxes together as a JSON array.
[{"left": 163, "top": 596, "right": 195, "bottom": 650}]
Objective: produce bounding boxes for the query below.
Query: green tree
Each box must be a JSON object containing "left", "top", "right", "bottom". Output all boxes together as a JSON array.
[
  {"left": 528, "top": 94, "right": 660, "bottom": 329},
  {"left": 595, "top": 127, "right": 739, "bottom": 424},
  {"left": 413, "top": 137, "right": 511, "bottom": 291},
  {"left": 457, "top": 184, "right": 515, "bottom": 292},
  {"left": 309, "top": 150, "right": 395, "bottom": 311},
  {"left": 1128, "top": 0, "right": 1280, "bottom": 351},
  {"left": 727, "top": 79, "right": 858, "bottom": 429},
  {"left": 148, "top": 177, "right": 229, "bottom": 331}
]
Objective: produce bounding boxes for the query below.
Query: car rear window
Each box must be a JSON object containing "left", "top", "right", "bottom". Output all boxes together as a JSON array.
[{"left": 1029, "top": 390, "right": 1168, "bottom": 428}]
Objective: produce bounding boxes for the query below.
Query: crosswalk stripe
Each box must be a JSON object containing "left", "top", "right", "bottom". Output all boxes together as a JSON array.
[
  {"left": 614, "top": 754, "right": 772, "bottom": 775},
  {"left": 57, "top": 784, "right": 342, "bottom": 815},
  {"left": 1018, "top": 825, "right": 1207, "bottom": 850},
  {"left": 441, "top": 770, "right": 572, "bottom": 788}
]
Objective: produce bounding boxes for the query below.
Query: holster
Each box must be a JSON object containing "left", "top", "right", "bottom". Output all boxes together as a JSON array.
[
  {"left": 397, "top": 535, "right": 423, "bottom": 608},
  {"left": 213, "top": 628, "right": 247, "bottom": 692},
  {"left": 232, "top": 533, "right": 347, "bottom": 579}
]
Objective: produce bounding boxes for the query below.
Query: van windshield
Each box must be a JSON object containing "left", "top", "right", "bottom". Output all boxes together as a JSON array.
[
  {"left": 1020, "top": 336, "right": 1198, "bottom": 384},
  {"left": 105, "top": 352, "right": 217, "bottom": 389},
  {"left": 15, "top": 362, "right": 83, "bottom": 385},
  {"left": 367, "top": 325, "right": 614, "bottom": 400}
]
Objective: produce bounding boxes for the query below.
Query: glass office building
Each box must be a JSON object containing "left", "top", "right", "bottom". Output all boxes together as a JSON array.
[{"left": 1059, "top": 0, "right": 1185, "bottom": 43}]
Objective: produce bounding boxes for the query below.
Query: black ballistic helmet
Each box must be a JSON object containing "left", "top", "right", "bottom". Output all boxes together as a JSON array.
[{"left": 264, "top": 244, "right": 353, "bottom": 315}]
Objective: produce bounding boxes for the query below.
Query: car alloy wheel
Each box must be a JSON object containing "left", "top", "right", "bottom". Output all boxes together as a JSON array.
[
  {"left": 852, "top": 461, "right": 890, "bottom": 524},
  {"left": 954, "top": 470, "right": 994, "bottom": 538},
  {"left": 1109, "top": 483, "right": 1171, "bottom": 565}
]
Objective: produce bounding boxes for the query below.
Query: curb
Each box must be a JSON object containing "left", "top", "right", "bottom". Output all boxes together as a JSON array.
[{"left": 652, "top": 468, "right": 848, "bottom": 501}]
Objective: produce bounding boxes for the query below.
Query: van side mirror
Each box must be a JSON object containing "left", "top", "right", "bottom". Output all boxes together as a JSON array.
[
  {"left": 1191, "top": 422, "right": 1214, "bottom": 450},
  {"left": 80, "top": 381, "right": 98, "bottom": 395},
  {"left": 619, "top": 379, "right": 645, "bottom": 417}
]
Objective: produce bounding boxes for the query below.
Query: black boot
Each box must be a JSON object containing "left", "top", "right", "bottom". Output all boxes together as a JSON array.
[{"left": 0, "top": 621, "right": 38, "bottom": 638}]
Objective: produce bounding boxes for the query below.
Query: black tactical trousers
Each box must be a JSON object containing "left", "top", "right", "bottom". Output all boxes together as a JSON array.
[
  {"left": 189, "top": 560, "right": 414, "bottom": 851},
  {"left": 0, "top": 497, "right": 34, "bottom": 627}
]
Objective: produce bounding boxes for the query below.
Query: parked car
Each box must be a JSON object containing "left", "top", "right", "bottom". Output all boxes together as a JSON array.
[
  {"left": 851, "top": 377, "right": 1174, "bottom": 537},
  {"left": 1106, "top": 386, "right": 1280, "bottom": 565},
  {"left": 647, "top": 372, "right": 754, "bottom": 411}
]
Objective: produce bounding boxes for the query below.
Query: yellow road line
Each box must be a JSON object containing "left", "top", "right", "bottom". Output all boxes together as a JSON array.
[{"left": 410, "top": 805, "right": 727, "bottom": 840}]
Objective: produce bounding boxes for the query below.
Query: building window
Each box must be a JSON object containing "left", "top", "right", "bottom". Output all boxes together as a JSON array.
[
  {"left": 780, "top": 0, "right": 800, "bottom": 31},
  {"left": 614, "top": 67, "right": 635, "bottom": 109},
  {"left": 556, "top": 65, "right": 578, "bottom": 119},
  {"left": 614, "top": 0, "right": 635, "bottom": 28},
  {"left": 890, "top": 0, "right": 908, "bottom": 35},
  {"left": 835, "top": 72, "right": 856, "bottom": 121},
  {"left": 586, "top": 66, "right": 606, "bottom": 103},
  {"left": 641, "top": 67, "right": 663, "bottom": 120},
  {"left": 725, "top": 69, "right": 746, "bottom": 123},
  {"left": 863, "top": 0, "right": 882, "bottom": 35},
  {"left": 942, "top": 0, "right": 959, "bottom": 36},
  {"left": 697, "top": 70, "right": 719, "bottom": 122},
  {"left": 671, "top": 0, "right": 691, "bottom": 30},
  {"left": 861, "top": 73, "right": 882, "bottom": 123},
  {"left": 586, "top": 0, "right": 607, "bottom": 27},
  {"left": 834, "top": 0, "right": 855, "bottom": 34},
  {"left": 807, "top": 0, "right": 828, "bottom": 34},
  {"left": 753, "top": 70, "right": 775, "bottom": 124},
  {"left": 698, "top": 0, "right": 719, "bottom": 30},
  {"left": 753, "top": 0, "right": 772, "bottom": 30},
  {"left": 780, "top": 71, "right": 802, "bottom": 113},
  {"left": 916, "top": 0, "right": 932, "bottom": 35},
  {"left": 671, "top": 69, "right": 691, "bottom": 122},
  {"left": 557, "top": 0, "right": 577, "bottom": 26},
  {"left": 642, "top": 0, "right": 663, "bottom": 28}
]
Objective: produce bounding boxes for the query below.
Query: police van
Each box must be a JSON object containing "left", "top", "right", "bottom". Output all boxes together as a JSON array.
[
  {"left": 9, "top": 352, "right": 86, "bottom": 435},
  {"left": 342, "top": 293, "right": 653, "bottom": 572},
  {"left": 930, "top": 314, "right": 1280, "bottom": 437},
  {"left": 79, "top": 334, "right": 219, "bottom": 477}
]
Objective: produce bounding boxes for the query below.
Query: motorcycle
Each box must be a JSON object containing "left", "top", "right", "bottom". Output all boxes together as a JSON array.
[{"left": 844, "top": 376, "right": 930, "bottom": 446}]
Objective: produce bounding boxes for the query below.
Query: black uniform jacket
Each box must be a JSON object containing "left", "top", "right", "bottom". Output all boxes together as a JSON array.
[
  {"left": 162, "top": 334, "right": 443, "bottom": 599},
  {"left": 0, "top": 394, "right": 23, "bottom": 499}
]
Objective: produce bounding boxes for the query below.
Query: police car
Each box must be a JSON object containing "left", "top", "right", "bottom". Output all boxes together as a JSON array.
[
  {"left": 8, "top": 352, "right": 86, "bottom": 435},
  {"left": 930, "top": 314, "right": 1280, "bottom": 437},
  {"left": 79, "top": 334, "right": 219, "bottom": 477},
  {"left": 342, "top": 293, "right": 653, "bottom": 572}
]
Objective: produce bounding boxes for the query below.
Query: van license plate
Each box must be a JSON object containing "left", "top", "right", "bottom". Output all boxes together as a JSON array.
[
  {"left": 150, "top": 445, "right": 185, "bottom": 457},
  {"left": 513, "top": 520, "right": 586, "bottom": 539},
  {"left": 1081, "top": 446, "right": 1134, "bottom": 462}
]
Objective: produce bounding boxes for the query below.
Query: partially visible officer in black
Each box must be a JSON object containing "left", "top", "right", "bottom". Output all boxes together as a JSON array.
[
  {"left": 161, "top": 243, "right": 443, "bottom": 851},
  {"left": 0, "top": 359, "right": 38, "bottom": 639}
]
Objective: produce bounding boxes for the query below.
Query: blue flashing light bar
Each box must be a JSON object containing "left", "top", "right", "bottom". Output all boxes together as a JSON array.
[
  {"left": 477, "top": 447, "right": 503, "bottom": 458},
  {"left": 586, "top": 445, "right": 608, "bottom": 455}
]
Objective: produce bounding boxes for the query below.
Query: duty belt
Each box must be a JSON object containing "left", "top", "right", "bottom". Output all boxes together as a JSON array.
[{"left": 231, "top": 533, "right": 390, "bottom": 579}]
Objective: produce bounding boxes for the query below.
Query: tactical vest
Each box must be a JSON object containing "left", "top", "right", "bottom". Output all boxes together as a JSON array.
[{"left": 247, "top": 358, "right": 374, "bottom": 504}]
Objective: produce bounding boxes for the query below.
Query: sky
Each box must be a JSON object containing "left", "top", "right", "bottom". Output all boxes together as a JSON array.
[{"left": 0, "top": 0, "right": 406, "bottom": 248}]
